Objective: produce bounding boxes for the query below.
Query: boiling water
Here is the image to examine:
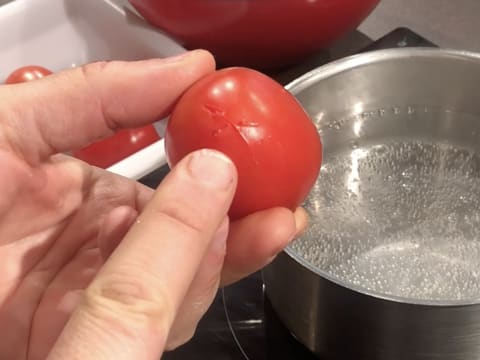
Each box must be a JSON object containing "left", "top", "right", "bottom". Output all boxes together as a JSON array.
[{"left": 291, "top": 109, "right": 480, "bottom": 302}]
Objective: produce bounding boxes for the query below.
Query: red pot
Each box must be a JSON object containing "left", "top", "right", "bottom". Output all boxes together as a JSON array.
[{"left": 129, "top": 0, "right": 380, "bottom": 69}]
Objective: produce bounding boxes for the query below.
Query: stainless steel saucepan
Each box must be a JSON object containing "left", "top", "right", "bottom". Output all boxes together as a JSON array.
[{"left": 263, "top": 48, "right": 480, "bottom": 360}]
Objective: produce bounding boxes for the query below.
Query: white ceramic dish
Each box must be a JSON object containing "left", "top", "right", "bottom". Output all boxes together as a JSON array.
[{"left": 0, "top": 0, "right": 184, "bottom": 179}]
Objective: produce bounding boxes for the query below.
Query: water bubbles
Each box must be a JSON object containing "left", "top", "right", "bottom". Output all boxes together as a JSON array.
[
  {"left": 401, "top": 169, "right": 414, "bottom": 179},
  {"left": 327, "top": 119, "right": 343, "bottom": 131},
  {"left": 401, "top": 182, "right": 414, "bottom": 192},
  {"left": 350, "top": 140, "right": 360, "bottom": 149},
  {"left": 290, "top": 108, "right": 480, "bottom": 302}
]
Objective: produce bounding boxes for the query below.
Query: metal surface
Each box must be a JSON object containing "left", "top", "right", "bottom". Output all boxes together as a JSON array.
[{"left": 263, "top": 48, "right": 480, "bottom": 359}]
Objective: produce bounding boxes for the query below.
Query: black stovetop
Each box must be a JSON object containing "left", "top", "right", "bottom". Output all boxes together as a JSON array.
[{"left": 139, "top": 28, "right": 437, "bottom": 360}]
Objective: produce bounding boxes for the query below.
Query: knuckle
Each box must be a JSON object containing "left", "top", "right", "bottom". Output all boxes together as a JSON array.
[
  {"left": 79, "top": 61, "right": 127, "bottom": 131},
  {"left": 154, "top": 200, "right": 207, "bottom": 236},
  {"left": 84, "top": 273, "right": 173, "bottom": 335}
]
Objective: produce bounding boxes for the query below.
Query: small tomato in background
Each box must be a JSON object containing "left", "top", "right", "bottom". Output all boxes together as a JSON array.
[
  {"left": 165, "top": 67, "right": 322, "bottom": 219},
  {"left": 5, "top": 65, "right": 52, "bottom": 84},
  {"left": 73, "top": 125, "right": 160, "bottom": 169}
]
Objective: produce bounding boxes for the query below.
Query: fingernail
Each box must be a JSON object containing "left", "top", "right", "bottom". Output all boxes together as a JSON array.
[
  {"left": 162, "top": 51, "right": 193, "bottom": 63},
  {"left": 141, "top": 52, "right": 192, "bottom": 67},
  {"left": 188, "top": 149, "right": 234, "bottom": 189},
  {"left": 293, "top": 207, "right": 309, "bottom": 237}
]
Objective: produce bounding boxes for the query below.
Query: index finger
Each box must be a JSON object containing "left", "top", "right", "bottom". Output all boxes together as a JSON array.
[{"left": 0, "top": 50, "right": 215, "bottom": 165}]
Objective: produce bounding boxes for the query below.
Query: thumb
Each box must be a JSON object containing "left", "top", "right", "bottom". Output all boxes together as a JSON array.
[{"left": 47, "top": 149, "right": 237, "bottom": 360}]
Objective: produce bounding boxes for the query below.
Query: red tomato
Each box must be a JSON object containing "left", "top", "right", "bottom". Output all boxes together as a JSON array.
[
  {"left": 73, "top": 125, "right": 160, "bottom": 169},
  {"left": 5, "top": 65, "right": 52, "bottom": 84},
  {"left": 165, "top": 67, "right": 322, "bottom": 219}
]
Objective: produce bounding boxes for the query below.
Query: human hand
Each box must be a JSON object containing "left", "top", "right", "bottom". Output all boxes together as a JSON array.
[{"left": 0, "top": 50, "right": 306, "bottom": 359}]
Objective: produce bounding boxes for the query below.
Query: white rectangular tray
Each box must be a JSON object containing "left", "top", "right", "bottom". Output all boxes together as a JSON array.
[{"left": 0, "top": 0, "right": 183, "bottom": 179}]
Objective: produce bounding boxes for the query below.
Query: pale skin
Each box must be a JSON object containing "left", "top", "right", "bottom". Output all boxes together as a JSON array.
[{"left": 0, "top": 50, "right": 307, "bottom": 359}]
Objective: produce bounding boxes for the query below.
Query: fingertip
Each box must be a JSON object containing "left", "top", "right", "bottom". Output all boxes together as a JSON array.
[
  {"left": 293, "top": 207, "right": 309, "bottom": 237},
  {"left": 153, "top": 49, "right": 216, "bottom": 74},
  {"left": 229, "top": 207, "right": 297, "bottom": 256},
  {"left": 259, "top": 207, "right": 297, "bottom": 255},
  {"left": 221, "top": 207, "right": 297, "bottom": 286},
  {"left": 185, "top": 49, "right": 216, "bottom": 72}
]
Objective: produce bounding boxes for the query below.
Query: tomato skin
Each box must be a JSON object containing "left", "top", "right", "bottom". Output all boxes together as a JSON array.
[
  {"left": 73, "top": 125, "right": 160, "bottom": 169},
  {"left": 5, "top": 65, "right": 52, "bottom": 84},
  {"left": 165, "top": 67, "right": 322, "bottom": 219}
]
